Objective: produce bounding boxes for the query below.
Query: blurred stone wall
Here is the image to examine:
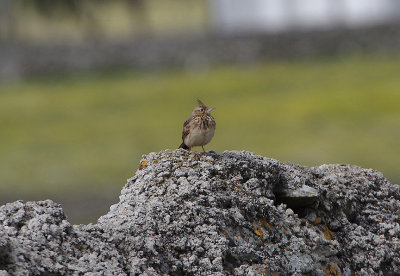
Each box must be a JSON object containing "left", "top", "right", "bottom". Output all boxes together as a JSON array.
[{"left": 1, "top": 22, "right": 400, "bottom": 79}]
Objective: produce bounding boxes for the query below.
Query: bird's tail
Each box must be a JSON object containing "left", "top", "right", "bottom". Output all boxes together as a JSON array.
[{"left": 179, "top": 142, "right": 189, "bottom": 150}]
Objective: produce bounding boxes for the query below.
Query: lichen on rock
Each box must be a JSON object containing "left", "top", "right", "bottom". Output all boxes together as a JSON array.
[{"left": 1, "top": 150, "right": 399, "bottom": 275}]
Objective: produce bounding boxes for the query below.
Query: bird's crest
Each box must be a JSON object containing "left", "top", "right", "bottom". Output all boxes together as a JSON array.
[{"left": 197, "top": 99, "right": 207, "bottom": 107}]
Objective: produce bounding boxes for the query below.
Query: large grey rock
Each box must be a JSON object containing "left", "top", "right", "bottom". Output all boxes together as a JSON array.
[{"left": 1, "top": 150, "right": 399, "bottom": 275}]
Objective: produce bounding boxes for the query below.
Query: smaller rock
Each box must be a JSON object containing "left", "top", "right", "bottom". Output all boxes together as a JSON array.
[{"left": 275, "top": 184, "right": 319, "bottom": 208}]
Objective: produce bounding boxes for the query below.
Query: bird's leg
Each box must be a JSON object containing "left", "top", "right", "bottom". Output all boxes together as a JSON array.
[
  {"left": 190, "top": 147, "right": 203, "bottom": 159},
  {"left": 192, "top": 149, "right": 202, "bottom": 160},
  {"left": 201, "top": 146, "right": 207, "bottom": 155}
]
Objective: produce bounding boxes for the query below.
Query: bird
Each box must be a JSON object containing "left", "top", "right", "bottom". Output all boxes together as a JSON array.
[{"left": 179, "top": 100, "right": 216, "bottom": 153}]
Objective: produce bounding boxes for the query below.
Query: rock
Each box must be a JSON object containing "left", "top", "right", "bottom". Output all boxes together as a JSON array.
[
  {"left": 275, "top": 184, "right": 319, "bottom": 209},
  {"left": 1, "top": 150, "right": 399, "bottom": 275}
]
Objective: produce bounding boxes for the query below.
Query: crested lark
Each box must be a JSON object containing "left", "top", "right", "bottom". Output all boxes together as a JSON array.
[{"left": 179, "top": 100, "right": 216, "bottom": 153}]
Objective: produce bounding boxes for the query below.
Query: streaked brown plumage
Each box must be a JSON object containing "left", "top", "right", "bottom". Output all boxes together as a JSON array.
[{"left": 179, "top": 100, "right": 216, "bottom": 153}]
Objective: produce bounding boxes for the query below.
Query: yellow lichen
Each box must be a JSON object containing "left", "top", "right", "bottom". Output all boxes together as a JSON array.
[{"left": 235, "top": 187, "right": 242, "bottom": 193}]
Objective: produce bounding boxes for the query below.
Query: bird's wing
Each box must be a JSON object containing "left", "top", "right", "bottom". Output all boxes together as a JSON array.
[{"left": 182, "top": 116, "right": 191, "bottom": 141}]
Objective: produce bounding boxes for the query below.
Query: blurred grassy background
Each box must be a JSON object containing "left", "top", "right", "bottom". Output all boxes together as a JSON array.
[
  {"left": 1, "top": 0, "right": 400, "bottom": 223},
  {"left": 1, "top": 53, "right": 400, "bottom": 223}
]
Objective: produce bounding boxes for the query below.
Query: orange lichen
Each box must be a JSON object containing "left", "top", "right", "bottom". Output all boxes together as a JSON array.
[
  {"left": 259, "top": 219, "right": 272, "bottom": 230},
  {"left": 252, "top": 220, "right": 266, "bottom": 238},
  {"left": 138, "top": 160, "right": 147, "bottom": 170},
  {"left": 254, "top": 228, "right": 265, "bottom": 237},
  {"left": 238, "top": 229, "right": 248, "bottom": 241},
  {"left": 258, "top": 264, "right": 269, "bottom": 274},
  {"left": 315, "top": 217, "right": 322, "bottom": 224},
  {"left": 322, "top": 225, "right": 334, "bottom": 241},
  {"left": 324, "top": 264, "right": 342, "bottom": 276}
]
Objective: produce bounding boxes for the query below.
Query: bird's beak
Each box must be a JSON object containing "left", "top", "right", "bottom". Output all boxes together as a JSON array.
[{"left": 207, "top": 107, "right": 215, "bottom": 113}]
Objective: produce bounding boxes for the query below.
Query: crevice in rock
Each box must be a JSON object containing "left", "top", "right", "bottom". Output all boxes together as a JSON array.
[
  {"left": 0, "top": 247, "right": 12, "bottom": 270},
  {"left": 222, "top": 251, "right": 242, "bottom": 274}
]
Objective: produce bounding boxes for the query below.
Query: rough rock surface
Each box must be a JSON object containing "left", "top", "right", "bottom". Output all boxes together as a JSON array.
[{"left": 1, "top": 150, "right": 399, "bottom": 275}]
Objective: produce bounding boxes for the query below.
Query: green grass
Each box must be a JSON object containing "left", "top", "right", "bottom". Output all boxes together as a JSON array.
[{"left": 1, "top": 54, "right": 400, "bottom": 202}]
